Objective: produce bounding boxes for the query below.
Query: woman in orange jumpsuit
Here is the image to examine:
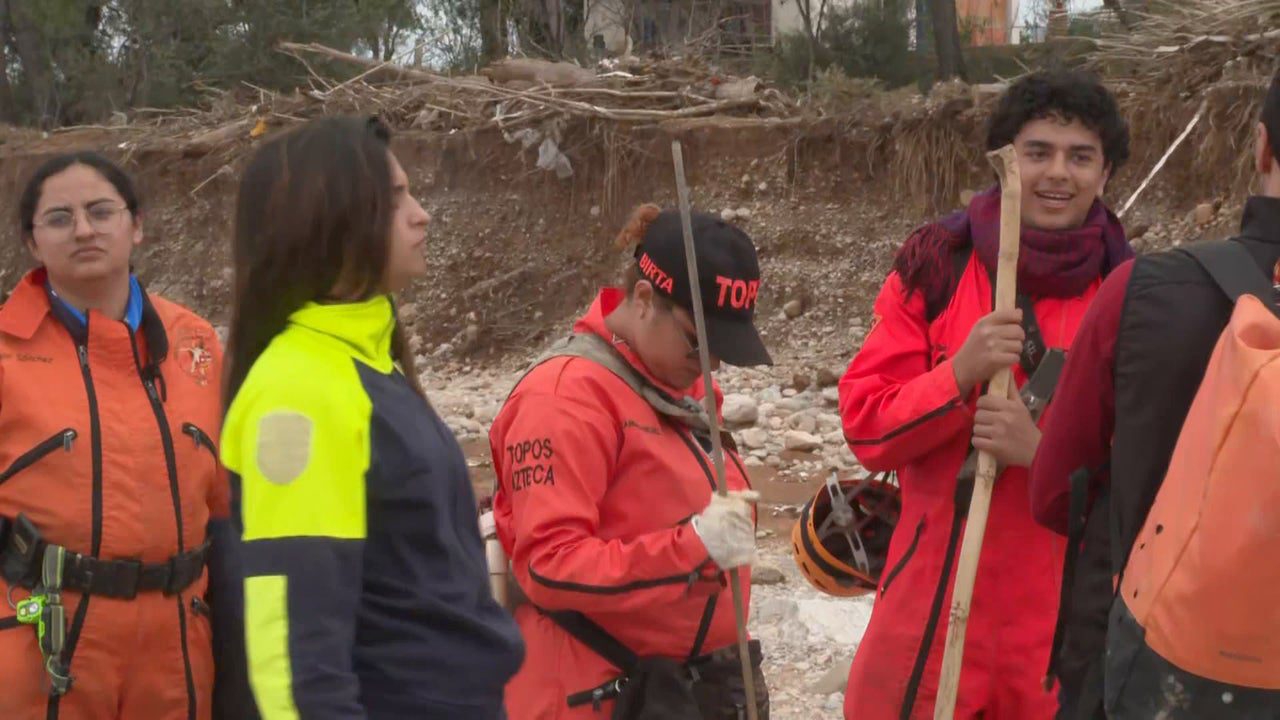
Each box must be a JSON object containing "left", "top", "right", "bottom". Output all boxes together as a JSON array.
[
  {"left": 490, "top": 204, "right": 773, "bottom": 719},
  {"left": 0, "top": 152, "right": 228, "bottom": 720}
]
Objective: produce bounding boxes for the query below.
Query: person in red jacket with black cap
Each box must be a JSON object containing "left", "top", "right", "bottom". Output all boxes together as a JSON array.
[
  {"left": 489, "top": 203, "right": 772, "bottom": 720},
  {"left": 836, "top": 70, "right": 1134, "bottom": 720}
]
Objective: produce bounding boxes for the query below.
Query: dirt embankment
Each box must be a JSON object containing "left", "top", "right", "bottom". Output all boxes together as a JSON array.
[{"left": 0, "top": 114, "right": 1243, "bottom": 381}]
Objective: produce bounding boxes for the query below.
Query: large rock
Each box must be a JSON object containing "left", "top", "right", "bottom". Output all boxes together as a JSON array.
[
  {"left": 722, "top": 394, "right": 759, "bottom": 425},
  {"left": 783, "top": 299, "right": 805, "bottom": 319},
  {"left": 740, "top": 427, "right": 770, "bottom": 450},
  {"left": 784, "top": 431, "right": 823, "bottom": 452}
]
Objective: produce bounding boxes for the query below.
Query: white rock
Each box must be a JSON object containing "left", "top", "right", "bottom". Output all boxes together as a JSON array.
[
  {"left": 745, "top": 456, "right": 765, "bottom": 468},
  {"left": 752, "top": 597, "right": 799, "bottom": 624},
  {"left": 808, "top": 659, "right": 852, "bottom": 696},
  {"left": 769, "top": 417, "right": 784, "bottom": 430},
  {"left": 735, "top": 207, "right": 752, "bottom": 220},
  {"left": 720, "top": 208, "right": 738, "bottom": 222},
  {"left": 766, "top": 455, "right": 783, "bottom": 467},
  {"left": 740, "top": 427, "right": 769, "bottom": 450},
  {"left": 822, "top": 387, "right": 840, "bottom": 405},
  {"left": 782, "top": 388, "right": 798, "bottom": 398},
  {"left": 787, "top": 414, "right": 818, "bottom": 434},
  {"left": 722, "top": 394, "right": 759, "bottom": 425},
  {"left": 823, "top": 430, "right": 846, "bottom": 446},
  {"left": 777, "top": 397, "right": 810, "bottom": 413},
  {"left": 797, "top": 596, "right": 875, "bottom": 646},
  {"left": 758, "top": 402, "right": 776, "bottom": 419},
  {"left": 784, "top": 431, "right": 823, "bottom": 451},
  {"left": 817, "top": 413, "right": 842, "bottom": 432}
]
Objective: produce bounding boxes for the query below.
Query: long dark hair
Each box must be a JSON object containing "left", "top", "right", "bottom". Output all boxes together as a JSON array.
[
  {"left": 19, "top": 151, "right": 140, "bottom": 238},
  {"left": 223, "top": 115, "right": 423, "bottom": 409}
]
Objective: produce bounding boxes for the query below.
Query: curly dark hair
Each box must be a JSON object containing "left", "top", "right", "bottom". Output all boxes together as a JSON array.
[{"left": 986, "top": 69, "right": 1130, "bottom": 172}]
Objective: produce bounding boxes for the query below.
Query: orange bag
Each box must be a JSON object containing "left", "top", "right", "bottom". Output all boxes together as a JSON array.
[{"left": 1105, "top": 241, "right": 1280, "bottom": 717}]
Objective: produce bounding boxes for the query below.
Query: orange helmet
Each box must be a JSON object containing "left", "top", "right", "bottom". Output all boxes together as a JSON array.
[{"left": 791, "top": 471, "right": 901, "bottom": 597}]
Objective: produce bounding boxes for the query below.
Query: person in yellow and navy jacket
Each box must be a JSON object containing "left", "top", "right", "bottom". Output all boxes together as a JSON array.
[{"left": 212, "top": 116, "right": 524, "bottom": 719}]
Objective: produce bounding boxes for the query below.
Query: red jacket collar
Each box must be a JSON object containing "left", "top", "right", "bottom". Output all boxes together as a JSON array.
[
  {"left": 573, "top": 288, "right": 715, "bottom": 405},
  {"left": 0, "top": 268, "right": 52, "bottom": 341}
]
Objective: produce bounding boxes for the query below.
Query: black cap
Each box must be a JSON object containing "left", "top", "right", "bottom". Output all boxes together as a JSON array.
[{"left": 633, "top": 209, "right": 773, "bottom": 367}]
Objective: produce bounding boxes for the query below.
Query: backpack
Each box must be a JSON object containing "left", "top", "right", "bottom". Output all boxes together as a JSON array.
[{"left": 1104, "top": 240, "right": 1280, "bottom": 718}]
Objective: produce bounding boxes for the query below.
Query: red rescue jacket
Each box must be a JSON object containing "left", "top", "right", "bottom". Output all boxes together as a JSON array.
[
  {"left": 490, "top": 289, "right": 755, "bottom": 720},
  {"left": 838, "top": 254, "right": 1098, "bottom": 720}
]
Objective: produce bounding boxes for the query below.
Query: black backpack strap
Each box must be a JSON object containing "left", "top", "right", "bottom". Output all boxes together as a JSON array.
[
  {"left": 1180, "top": 240, "right": 1280, "bottom": 315},
  {"left": 1044, "top": 463, "right": 1104, "bottom": 687},
  {"left": 542, "top": 608, "right": 639, "bottom": 674},
  {"left": 1016, "top": 293, "right": 1047, "bottom": 377},
  {"left": 929, "top": 243, "right": 1049, "bottom": 378}
]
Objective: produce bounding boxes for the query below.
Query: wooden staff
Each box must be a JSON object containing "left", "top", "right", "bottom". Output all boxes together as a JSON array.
[
  {"left": 670, "top": 139, "right": 760, "bottom": 720},
  {"left": 934, "top": 144, "right": 1022, "bottom": 720}
]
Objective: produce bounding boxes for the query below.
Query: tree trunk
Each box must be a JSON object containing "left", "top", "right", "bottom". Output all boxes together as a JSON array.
[
  {"left": 927, "top": 0, "right": 966, "bottom": 82},
  {"left": 7, "top": 0, "right": 56, "bottom": 126},
  {"left": 0, "top": 0, "right": 16, "bottom": 123},
  {"left": 480, "top": 0, "right": 506, "bottom": 62},
  {"left": 915, "top": 0, "right": 927, "bottom": 51}
]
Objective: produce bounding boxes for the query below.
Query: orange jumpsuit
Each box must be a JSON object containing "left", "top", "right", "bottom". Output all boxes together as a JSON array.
[
  {"left": 490, "top": 289, "right": 757, "bottom": 720},
  {"left": 0, "top": 268, "right": 227, "bottom": 720}
]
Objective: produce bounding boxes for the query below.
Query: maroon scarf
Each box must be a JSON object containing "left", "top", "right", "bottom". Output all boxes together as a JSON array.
[{"left": 893, "top": 186, "right": 1132, "bottom": 313}]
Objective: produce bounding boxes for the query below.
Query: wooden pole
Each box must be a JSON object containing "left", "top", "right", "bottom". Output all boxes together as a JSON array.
[
  {"left": 671, "top": 139, "right": 760, "bottom": 720},
  {"left": 933, "top": 143, "right": 1022, "bottom": 720}
]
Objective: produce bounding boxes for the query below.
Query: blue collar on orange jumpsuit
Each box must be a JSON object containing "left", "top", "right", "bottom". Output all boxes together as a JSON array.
[{"left": 45, "top": 274, "right": 144, "bottom": 333}]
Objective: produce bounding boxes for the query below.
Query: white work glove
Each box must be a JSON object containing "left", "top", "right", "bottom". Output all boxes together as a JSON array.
[{"left": 691, "top": 490, "right": 760, "bottom": 570}]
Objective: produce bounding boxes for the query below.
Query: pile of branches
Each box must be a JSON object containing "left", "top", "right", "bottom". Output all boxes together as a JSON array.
[
  {"left": 1087, "top": 0, "right": 1280, "bottom": 200},
  {"left": 35, "top": 42, "right": 800, "bottom": 163},
  {"left": 1090, "top": 0, "right": 1279, "bottom": 95}
]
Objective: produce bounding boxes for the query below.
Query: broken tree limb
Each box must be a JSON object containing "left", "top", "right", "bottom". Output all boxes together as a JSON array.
[
  {"left": 1118, "top": 98, "right": 1208, "bottom": 218},
  {"left": 278, "top": 41, "right": 441, "bottom": 83},
  {"left": 934, "top": 144, "right": 1021, "bottom": 720}
]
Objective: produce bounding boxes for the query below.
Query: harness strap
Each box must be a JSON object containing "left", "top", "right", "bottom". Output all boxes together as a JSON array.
[
  {"left": 519, "top": 333, "right": 714, "bottom": 432},
  {"left": 1, "top": 514, "right": 209, "bottom": 599}
]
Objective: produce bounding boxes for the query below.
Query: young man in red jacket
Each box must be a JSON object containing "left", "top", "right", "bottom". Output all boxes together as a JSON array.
[{"left": 837, "top": 70, "right": 1133, "bottom": 720}]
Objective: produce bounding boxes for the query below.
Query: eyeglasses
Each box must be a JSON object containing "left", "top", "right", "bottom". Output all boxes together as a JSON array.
[
  {"left": 670, "top": 308, "right": 700, "bottom": 360},
  {"left": 32, "top": 205, "right": 129, "bottom": 235}
]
